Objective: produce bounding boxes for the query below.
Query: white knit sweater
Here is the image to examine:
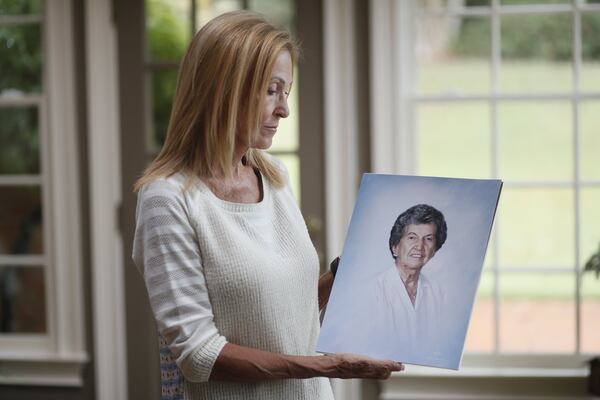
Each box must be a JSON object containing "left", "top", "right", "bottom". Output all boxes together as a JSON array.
[{"left": 132, "top": 162, "right": 334, "bottom": 399}]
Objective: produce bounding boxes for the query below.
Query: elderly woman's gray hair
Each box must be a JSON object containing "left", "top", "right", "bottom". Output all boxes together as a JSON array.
[{"left": 389, "top": 204, "right": 447, "bottom": 257}]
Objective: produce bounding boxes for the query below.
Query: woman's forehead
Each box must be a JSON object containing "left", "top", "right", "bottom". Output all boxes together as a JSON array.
[{"left": 404, "top": 223, "right": 437, "bottom": 236}]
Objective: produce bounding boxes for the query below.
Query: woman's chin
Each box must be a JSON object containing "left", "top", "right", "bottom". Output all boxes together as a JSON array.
[{"left": 251, "top": 139, "right": 274, "bottom": 151}]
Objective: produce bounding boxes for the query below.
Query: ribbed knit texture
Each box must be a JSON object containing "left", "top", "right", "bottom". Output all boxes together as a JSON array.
[{"left": 132, "top": 159, "right": 334, "bottom": 400}]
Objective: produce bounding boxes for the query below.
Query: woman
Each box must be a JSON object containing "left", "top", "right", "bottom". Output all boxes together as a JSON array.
[
  {"left": 132, "top": 10, "right": 402, "bottom": 399},
  {"left": 368, "top": 204, "right": 447, "bottom": 362}
]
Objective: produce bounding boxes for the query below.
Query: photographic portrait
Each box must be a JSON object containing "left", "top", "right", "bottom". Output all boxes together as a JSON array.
[{"left": 317, "top": 174, "right": 502, "bottom": 369}]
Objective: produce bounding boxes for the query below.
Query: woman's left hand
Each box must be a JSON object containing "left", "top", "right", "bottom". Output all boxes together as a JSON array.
[{"left": 318, "top": 257, "right": 340, "bottom": 311}]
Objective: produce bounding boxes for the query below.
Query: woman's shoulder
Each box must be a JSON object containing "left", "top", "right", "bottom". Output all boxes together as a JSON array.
[{"left": 137, "top": 173, "right": 190, "bottom": 203}]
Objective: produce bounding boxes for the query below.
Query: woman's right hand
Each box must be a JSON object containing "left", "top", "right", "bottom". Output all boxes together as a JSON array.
[{"left": 317, "top": 353, "right": 404, "bottom": 380}]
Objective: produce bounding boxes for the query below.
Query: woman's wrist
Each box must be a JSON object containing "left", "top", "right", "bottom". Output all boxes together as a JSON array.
[{"left": 281, "top": 354, "right": 334, "bottom": 379}]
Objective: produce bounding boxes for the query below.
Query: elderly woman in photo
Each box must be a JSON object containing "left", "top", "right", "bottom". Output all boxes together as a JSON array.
[
  {"left": 368, "top": 204, "right": 448, "bottom": 361},
  {"left": 131, "top": 11, "right": 402, "bottom": 400}
]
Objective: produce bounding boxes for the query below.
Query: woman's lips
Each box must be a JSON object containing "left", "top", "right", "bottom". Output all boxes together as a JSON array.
[{"left": 264, "top": 125, "right": 278, "bottom": 133}]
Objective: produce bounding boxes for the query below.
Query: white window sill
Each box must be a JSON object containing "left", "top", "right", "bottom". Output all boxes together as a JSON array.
[
  {"left": 0, "top": 353, "right": 88, "bottom": 387},
  {"left": 398, "top": 364, "right": 588, "bottom": 379},
  {"left": 382, "top": 355, "right": 596, "bottom": 400}
]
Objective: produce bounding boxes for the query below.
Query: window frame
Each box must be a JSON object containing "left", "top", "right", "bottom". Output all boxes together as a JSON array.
[
  {"left": 370, "top": 0, "right": 598, "bottom": 381},
  {"left": 0, "top": 0, "right": 87, "bottom": 386}
]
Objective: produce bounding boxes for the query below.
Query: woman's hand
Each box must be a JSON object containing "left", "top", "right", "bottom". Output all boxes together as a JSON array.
[
  {"left": 318, "top": 257, "right": 341, "bottom": 311},
  {"left": 316, "top": 353, "right": 404, "bottom": 380}
]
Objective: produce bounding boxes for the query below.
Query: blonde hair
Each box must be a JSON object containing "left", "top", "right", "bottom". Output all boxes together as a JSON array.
[{"left": 134, "top": 10, "right": 299, "bottom": 193}]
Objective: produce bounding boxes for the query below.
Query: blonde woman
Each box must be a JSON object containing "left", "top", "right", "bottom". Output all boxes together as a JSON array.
[{"left": 132, "top": 11, "right": 402, "bottom": 399}]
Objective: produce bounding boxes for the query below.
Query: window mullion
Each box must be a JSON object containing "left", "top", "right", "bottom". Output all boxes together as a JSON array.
[
  {"left": 39, "top": 4, "right": 55, "bottom": 349},
  {"left": 0, "top": 14, "right": 42, "bottom": 25},
  {"left": 573, "top": 1, "right": 582, "bottom": 355},
  {"left": 190, "top": 0, "right": 196, "bottom": 34},
  {"left": 491, "top": 0, "right": 501, "bottom": 355},
  {"left": 0, "top": 255, "right": 47, "bottom": 265}
]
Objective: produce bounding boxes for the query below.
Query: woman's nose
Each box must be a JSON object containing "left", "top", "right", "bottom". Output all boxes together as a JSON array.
[{"left": 276, "top": 95, "right": 289, "bottom": 118}]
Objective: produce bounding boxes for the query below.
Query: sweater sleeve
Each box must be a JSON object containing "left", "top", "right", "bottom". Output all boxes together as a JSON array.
[{"left": 132, "top": 179, "right": 227, "bottom": 382}]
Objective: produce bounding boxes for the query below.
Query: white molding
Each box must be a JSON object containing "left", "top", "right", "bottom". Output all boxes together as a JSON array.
[
  {"left": 370, "top": 0, "right": 395, "bottom": 174},
  {"left": 323, "top": 0, "right": 361, "bottom": 399},
  {"left": 85, "top": 0, "right": 128, "bottom": 399},
  {"left": 46, "top": 0, "right": 86, "bottom": 359},
  {"left": 381, "top": 372, "right": 590, "bottom": 400},
  {"left": 370, "top": 0, "right": 416, "bottom": 175},
  {"left": 0, "top": 95, "right": 43, "bottom": 106},
  {"left": 0, "top": 175, "right": 43, "bottom": 185},
  {"left": 0, "top": 358, "right": 86, "bottom": 387},
  {"left": 323, "top": 0, "right": 360, "bottom": 260}
]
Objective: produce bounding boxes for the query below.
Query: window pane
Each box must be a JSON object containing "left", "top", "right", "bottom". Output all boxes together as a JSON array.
[
  {"left": 276, "top": 154, "right": 300, "bottom": 204},
  {"left": 581, "top": 188, "right": 600, "bottom": 272},
  {"left": 0, "top": 186, "right": 43, "bottom": 255},
  {"left": 249, "top": 0, "right": 295, "bottom": 33},
  {"left": 0, "top": 24, "right": 42, "bottom": 94},
  {"left": 270, "top": 70, "right": 298, "bottom": 152},
  {"left": 146, "top": 0, "right": 191, "bottom": 61},
  {"left": 500, "top": 272, "right": 575, "bottom": 353},
  {"left": 465, "top": 272, "right": 495, "bottom": 353},
  {"left": 196, "top": 0, "right": 243, "bottom": 30},
  {"left": 0, "top": 106, "right": 39, "bottom": 174},
  {"left": 498, "top": 102, "right": 572, "bottom": 181},
  {"left": 0, "top": 0, "right": 40, "bottom": 15},
  {"left": 501, "top": 14, "right": 572, "bottom": 93},
  {"left": 581, "top": 13, "right": 600, "bottom": 93},
  {"left": 581, "top": 102, "right": 600, "bottom": 181},
  {"left": 0, "top": 265, "right": 46, "bottom": 333},
  {"left": 148, "top": 69, "right": 178, "bottom": 150},
  {"left": 416, "top": 103, "right": 490, "bottom": 178},
  {"left": 499, "top": 188, "right": 574, "bottom": 268},
  {"left": 581, "top": 272, "right": 600, "bottom": 353},
  {"left": 416, "top": 15, "right": 490, "bottom": 95}
]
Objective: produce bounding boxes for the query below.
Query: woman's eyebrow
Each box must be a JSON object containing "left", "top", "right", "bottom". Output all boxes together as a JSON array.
[{"left": 271, "top": 76, "right": 293, "bottom": 86}]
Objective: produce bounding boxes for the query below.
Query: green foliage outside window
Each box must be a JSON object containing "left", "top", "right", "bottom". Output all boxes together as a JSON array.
[
  {"left": 0, "top": 0, "right": 39, "bottom": 15},
  {"left": 146, "top": 0, "right": 190, "bottom": 147},
  {"left": 0, "top": 1, "right": 42, "bottom": 175},
  {"left": 455, "top": 0, "right": 600, "bottom": 61}
]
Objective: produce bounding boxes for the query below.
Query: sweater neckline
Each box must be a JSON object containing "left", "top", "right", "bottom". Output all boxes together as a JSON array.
[{"left": 193, "top": 170, "right": 271, "bottom": 213}]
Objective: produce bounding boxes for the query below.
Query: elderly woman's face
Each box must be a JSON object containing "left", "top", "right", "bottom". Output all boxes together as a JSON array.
[{"left": 393, "top": 223, "right": 437, "bottom": 271}]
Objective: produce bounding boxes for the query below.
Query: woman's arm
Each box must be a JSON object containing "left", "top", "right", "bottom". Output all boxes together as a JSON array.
[
  {"left": 210, "top": 343, "right": 403, "bottom": 381},
  {"left": 318, "top": 271, "right": 334, "bottom": 311}
]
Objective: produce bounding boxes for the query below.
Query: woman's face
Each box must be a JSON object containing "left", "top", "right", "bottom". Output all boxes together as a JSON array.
[
  {"left": 392, "top": 223, "right": 438, "bottom": 272},
  {"left": 251, "top": 50, "right": 293, "bottom": 150}
]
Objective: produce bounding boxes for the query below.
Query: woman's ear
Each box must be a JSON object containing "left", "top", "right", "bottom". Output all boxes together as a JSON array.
[{"left": 391, "top": 244, "right": 399, "bottom": 258}]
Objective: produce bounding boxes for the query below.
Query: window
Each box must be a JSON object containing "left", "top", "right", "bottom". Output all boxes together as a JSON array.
[
  {"left": 144, "top": 0, "right": 301, "bottom": 199},
  {"left": 372, "top": 0, "right": 600, "bottom": 361},
  {"left": 0, "top": 0, "right": 85, "bottom": 385}
]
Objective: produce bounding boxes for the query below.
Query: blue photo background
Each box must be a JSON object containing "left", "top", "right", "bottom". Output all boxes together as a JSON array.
[{"left": 317, "top": 174, "right": 502, "bottom": 369}]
